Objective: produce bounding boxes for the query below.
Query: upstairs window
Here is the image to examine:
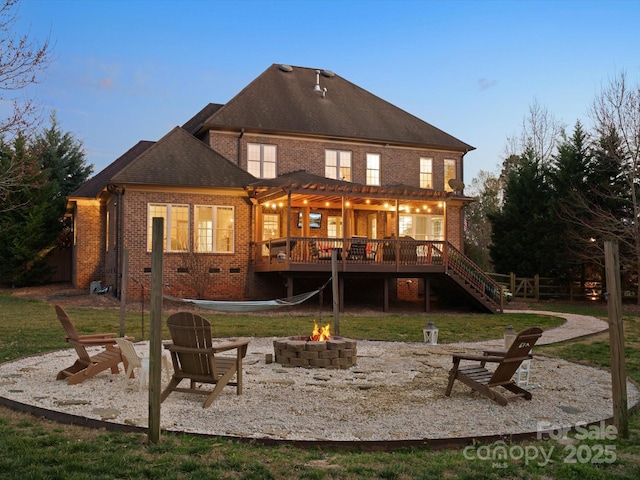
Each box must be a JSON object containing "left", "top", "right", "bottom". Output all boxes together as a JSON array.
[
  {"left": 148, "top": 204, "right": 189, "bottom": 252},
  {"left": 366, "top": 153, "right": 380, "bottom": 186},
  {"left": 420, "top": 157, "right": 433, "bottom": 189},
  {"left": 444, "top": 159, "right": 456, "bottom": 192},
  {"left": 325, "top": 149, "right": 352, "bottom": 181},
  {"left": 248, "top": 143, "right": 277, "bottom": 179}
]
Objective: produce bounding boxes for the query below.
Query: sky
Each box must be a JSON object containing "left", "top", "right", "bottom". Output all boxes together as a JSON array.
[{"left": 11, "top": 0, "right": 640, "bottom": 188}]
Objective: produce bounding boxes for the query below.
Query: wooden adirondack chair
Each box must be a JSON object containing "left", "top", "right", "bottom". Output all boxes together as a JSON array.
[
  {"left": 444, "top": 327, "right": 543, "bottom": 406},
  {"left": 160, "top": 312, "right": 250, "bottom": 408},
  {"left": 54, "top": 304, "right": 127, "bottom": 385}
]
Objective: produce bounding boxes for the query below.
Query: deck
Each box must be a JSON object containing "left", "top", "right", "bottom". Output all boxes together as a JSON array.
[{"left": 254, "top": 237, "right": 503, "bottom": 313}]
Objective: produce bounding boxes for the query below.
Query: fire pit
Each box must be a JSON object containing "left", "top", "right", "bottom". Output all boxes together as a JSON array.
[{"left": 273, "top": 321, "right": 357, "bottom": 369}]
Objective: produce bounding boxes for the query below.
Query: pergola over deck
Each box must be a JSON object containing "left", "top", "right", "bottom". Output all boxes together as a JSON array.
[{"left": 246, "top": 172, "right": 503, "bottom": 313}]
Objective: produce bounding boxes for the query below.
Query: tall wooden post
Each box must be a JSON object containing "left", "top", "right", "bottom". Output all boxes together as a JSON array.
[
  {"left": 118, "top": 249, "right": 128, "bottom": 337},
  {"left": 331, "top": 248, "right": 340, "bottom": 335},
  {"left": 604, "top": 240, "right": 628, "bottom": 439},
  {"left": 148, "top": 218, "right": 163, "bottom": 444}
]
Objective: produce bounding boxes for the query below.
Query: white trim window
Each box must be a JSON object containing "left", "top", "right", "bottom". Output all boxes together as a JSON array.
[
  {"left": 444, "top": 159, "right": 456, "bottom": 192},
  {"left": 195, "top": 205, "right": 235, "bottom": 253},
  {"left": 261, "top": 213, "right": 280, "bottom": 256},
  {"left": 420, "top": 157, "right": 433, "bottom": 189},
  {"left": 399, "top": 213, "right": 445, "bottom": 241},
  {"left": 327, "top": 216, "right": 343, "bottom": 238},
  {"left": 248, "top": 143, "right": 277, "bottom": 179},
  {"left": 366, "top": 153, "right": 380, "bottom": 186},
  {"left": 325, "top": 149, "right": 352, "bottom": 181},
  {"left": 148, "top": 204, "right": 189, "bottom": 252},
  {"left": 262, "top": 213, "right": 280, "bottom": 241}
]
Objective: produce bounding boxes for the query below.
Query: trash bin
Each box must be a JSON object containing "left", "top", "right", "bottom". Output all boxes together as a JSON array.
[{"left": 90, "top": 281, "right": 102, "bottom": 294}]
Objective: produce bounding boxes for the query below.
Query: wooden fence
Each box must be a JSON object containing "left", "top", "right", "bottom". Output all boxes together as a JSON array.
[{"left": 487, "top": 273, "right": 609, "bottom": 302}]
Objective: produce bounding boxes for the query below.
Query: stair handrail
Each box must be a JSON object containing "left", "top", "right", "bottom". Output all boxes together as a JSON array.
[{"left": 444, "top": 243, "right": 504, "bottom": 312}]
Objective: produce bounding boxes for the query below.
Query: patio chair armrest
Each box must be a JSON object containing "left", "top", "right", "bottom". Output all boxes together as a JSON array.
[
  {"left": 211, "top": 338, "right": 251, "bottom": 353},
  {"left": 482, "top": 349, "right": 507, "bottom": 356},
  {"left": 77, "top": 333, "right": 117, "bottom": 340},
  {"left": 73, "top": 334, "right": 116, "bottom": 345},
  {"left": 452, "top": 353, "right": 505, "bottom": 363},
  {"left": 163, "top": 344, "right": 210, "bottom": 355}
]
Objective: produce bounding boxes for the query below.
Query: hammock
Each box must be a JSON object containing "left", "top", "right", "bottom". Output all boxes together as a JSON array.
[{"left": 163, "top": 278, "right": 330, "bottom": 313}]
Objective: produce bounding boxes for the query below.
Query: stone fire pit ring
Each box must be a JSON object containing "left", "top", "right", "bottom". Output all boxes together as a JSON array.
[{"left": 273, "top": 336, "right": 357, "bottom": 369}]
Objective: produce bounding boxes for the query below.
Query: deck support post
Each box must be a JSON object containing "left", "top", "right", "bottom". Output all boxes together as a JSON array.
[
  {"left": 424, "top": 278, "right": 430, "bottom": 312},
  {"left": 383, "top": 277, "right": 389, "bottom": 312},
  {"left": 286, "top": 276, "right": 294, "bottom": 299}
]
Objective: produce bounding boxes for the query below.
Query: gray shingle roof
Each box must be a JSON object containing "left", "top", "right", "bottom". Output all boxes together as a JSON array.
[
  {"left": 202, "top": 64, "right": 474, "bottom": 152},
  {"left": 182, "top": 103, "right": 224, "bottom": 134},
  {"left": 110, "top": 127, "right": 255, "bottom": 188},
  {"left": 69, "top": 140, "right": 155, "bottom": 198}
]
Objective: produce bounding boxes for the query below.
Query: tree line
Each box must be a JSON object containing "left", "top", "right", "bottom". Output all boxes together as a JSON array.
[
  {"left": 465, "top": 73, "right": 640, "bottom": 301},
  {"left": 0, "top": 0, "right": 92, "bottom": 286},
  {"left": 0, "top": 113, "right": 93, "bottom": 286}
]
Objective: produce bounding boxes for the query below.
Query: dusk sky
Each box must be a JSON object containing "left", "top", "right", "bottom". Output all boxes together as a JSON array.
[{"left": 13, "top": 0, "right": 640, "bottom": 188}]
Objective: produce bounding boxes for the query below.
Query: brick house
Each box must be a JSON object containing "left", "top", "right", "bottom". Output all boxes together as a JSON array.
[{"left": 66, "top": 64, "right": 502, "bottom": 312}]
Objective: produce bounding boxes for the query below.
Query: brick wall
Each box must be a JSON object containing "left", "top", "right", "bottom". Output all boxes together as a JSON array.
[
  {"left": 447, "top": 204, "right": 463, "bottom": 250},
  {"left": 71, "top": 200, "right": 105, "bottom": 290},
  {"left": 121, "top": 188, "right": 252, "bottom": 300},
  {"left": 207, "top": 132, "right": 463, "bottom": 190}
]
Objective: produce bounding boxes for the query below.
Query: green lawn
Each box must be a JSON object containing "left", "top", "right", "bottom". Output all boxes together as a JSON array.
[{"left": 1, "top": 292, "right": 639, "bottom": 479}]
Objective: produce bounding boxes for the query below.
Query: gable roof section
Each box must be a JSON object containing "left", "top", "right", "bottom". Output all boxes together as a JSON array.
[
  {"left": 182, "top": 103, "right": 224, "bottom": 134},
  {"left": 202, "top": 64, "right": 474, "bottom": 152},
  {"left": 110, "top": 127, "right": 255, "bottom": 188},
  {"left": 69, "top": 140, "right": 155, "bottom": 199}
]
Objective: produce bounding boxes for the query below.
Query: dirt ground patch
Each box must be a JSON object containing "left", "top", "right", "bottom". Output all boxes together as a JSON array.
[{"left": 1, "top": 283, "right": 122, "bottom": 309}]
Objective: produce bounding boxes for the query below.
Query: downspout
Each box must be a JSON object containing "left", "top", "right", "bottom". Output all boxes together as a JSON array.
[
  {"left": 341, "top": 196, "right": 346, "bottom": 268},
  {"left": 237, "top": 129, "right": 244, "bottom": 166},
  {"left": 286, "top": 190, "right": 292, "bottom": 257},
  {"left": 117, "top": 186, "right": 125, "bottom": 297},
  {"left": 107, "top": 184, "right": 125, "bottom": 298}
]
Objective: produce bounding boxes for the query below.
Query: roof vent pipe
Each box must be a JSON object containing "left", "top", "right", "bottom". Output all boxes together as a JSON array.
[{"left": 314, "top": 70, "right": 321, "bottom": 91}]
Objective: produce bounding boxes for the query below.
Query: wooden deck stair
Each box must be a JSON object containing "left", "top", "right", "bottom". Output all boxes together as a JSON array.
[{"left": 443, "top": 245, "right": 503, "bottom": 313}]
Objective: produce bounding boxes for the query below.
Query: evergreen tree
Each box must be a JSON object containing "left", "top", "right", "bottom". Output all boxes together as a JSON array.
[
  {"left": 489, "top": 147, "right": 560, "bottom": 277},
  {"left": 548, "top": 121, "right": 593, "bottom": 281},
  {"left": 0, "top": 115, "right": 92, "bottom": 286},
  {"left": 32, "top": 112, "right": 93, "bottom": 199}
]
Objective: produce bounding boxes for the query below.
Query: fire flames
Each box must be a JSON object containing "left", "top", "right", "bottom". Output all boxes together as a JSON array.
[{"left": 309, "top": 321, "right": 331, "bottom": 341}]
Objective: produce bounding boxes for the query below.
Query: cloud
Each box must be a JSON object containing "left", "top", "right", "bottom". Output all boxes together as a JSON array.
[{"left": 477, "top": 78, "right": 498, "bottom": 91}]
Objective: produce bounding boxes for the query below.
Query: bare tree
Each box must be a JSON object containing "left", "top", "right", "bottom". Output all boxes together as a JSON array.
[
  {"left": 177, "top": 251, "right": 215, "bottom": 300},
  {"left": 503, "top": 98, "right": 564, "bottom": 170},
  {"left": 588, "top": 71, "right": 640, "bottom": 301},
  {"left": 464, "top": 170, "right": 501, "bottom": 270},
  {"left": 0, "top": 0, "right": 53, "bottom": 207}
]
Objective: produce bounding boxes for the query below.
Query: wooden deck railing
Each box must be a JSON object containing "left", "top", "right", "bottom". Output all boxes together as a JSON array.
[{"left": 255, "top": 237, "right": 448, "bottom": 267}]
